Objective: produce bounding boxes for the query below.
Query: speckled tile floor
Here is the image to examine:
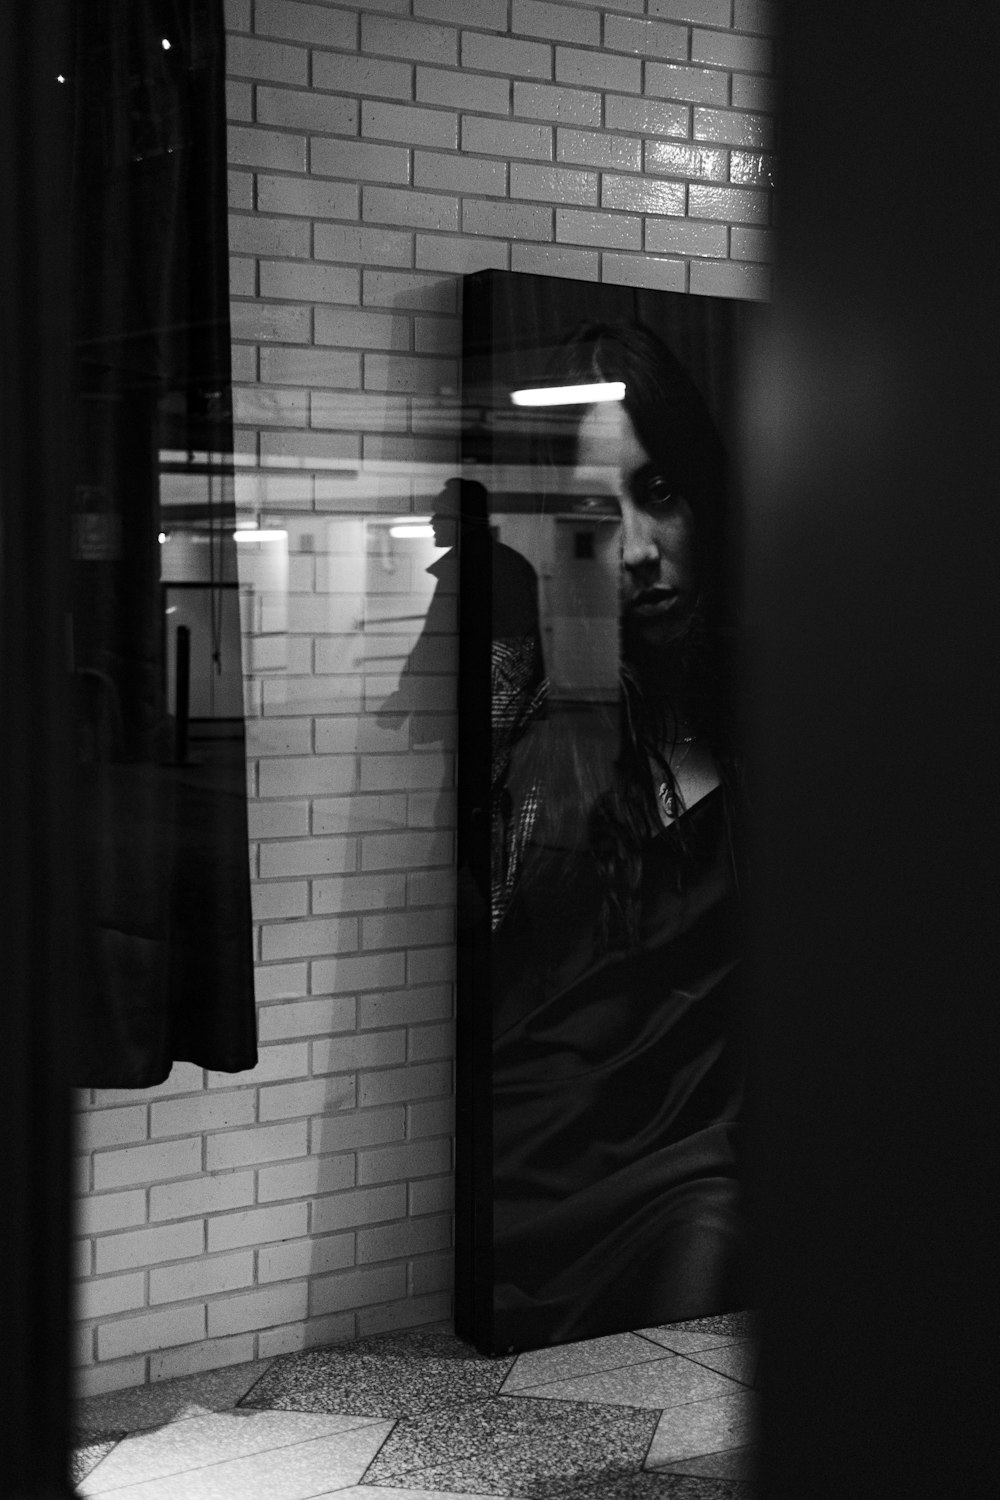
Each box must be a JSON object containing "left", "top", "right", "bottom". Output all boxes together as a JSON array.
[{"left": 73, "top": 1314, "right": 759, "bottom": 1498}]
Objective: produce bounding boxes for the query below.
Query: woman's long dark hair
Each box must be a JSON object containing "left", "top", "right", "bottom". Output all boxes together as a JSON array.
[{"left": 504, "top": 320, "right": 743, "bottom": 952}]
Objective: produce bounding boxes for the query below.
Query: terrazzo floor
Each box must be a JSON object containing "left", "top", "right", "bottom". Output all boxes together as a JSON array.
[{"left": 73, "top": 1313, "right": 758, "bottom": 1498}]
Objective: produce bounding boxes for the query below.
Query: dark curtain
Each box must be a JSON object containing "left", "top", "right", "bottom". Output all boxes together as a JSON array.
[{"left": 70, "top": 0, "right": 256, "bottom": 1087}]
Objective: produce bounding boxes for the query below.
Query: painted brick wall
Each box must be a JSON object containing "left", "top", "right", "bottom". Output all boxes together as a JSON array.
[{"left": 70, "top": 0, "right": 778, "bottom": 1396}]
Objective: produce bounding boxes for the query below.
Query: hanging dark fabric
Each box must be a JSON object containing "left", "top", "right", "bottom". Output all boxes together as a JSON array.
[{"left": 70, "top": 0, "right": 256, "bottom": 1087}]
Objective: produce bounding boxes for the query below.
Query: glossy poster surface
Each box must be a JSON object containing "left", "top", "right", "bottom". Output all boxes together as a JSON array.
[{"left": 456, "top": 271, "right": 753, "bottom": 1354}]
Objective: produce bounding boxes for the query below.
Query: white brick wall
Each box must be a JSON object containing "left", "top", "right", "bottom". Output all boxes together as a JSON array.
[{"left": 71, "top": 0, "right": 777, "bottom": 1395}]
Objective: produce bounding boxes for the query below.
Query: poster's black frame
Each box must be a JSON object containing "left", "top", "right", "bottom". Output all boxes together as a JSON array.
[{"left": 454, "top": 268, "right": 753, "bottom": 1355}]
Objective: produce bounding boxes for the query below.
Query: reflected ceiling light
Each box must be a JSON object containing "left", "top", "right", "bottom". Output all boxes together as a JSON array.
[
  {"left": 510, "top": 381, "right": 625, "bottom": 407},
  {"left": 234, "top": 528, "right": 288, "bottom": 542},
  {"left": 390, "top": 524, "right": 435, "bottom": 539}
]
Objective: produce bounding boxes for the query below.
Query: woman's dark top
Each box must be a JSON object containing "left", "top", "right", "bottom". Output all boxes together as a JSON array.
[{"left": 491, "top": 785, "right": 745, "bottom": 1350}]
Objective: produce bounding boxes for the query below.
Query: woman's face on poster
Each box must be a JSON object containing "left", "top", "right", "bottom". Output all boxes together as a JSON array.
[{"left": 574, "top": 400, "right": 697, "bottom": 647}]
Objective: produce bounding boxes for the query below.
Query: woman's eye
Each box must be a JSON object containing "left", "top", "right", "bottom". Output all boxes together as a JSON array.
[{"left": 642, "top": 474, "right": 675, "bottom": 508}]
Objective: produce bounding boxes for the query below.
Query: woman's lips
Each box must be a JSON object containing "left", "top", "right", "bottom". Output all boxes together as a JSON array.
[{"left": 627, "top": 588, "right": 681, "bottom": 616}]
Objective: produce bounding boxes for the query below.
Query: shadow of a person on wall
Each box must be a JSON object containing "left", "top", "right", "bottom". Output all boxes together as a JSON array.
[
  {"left": 376, "top": 473, "right": 545, "bottom": 731},
  {"left": 374, "top": 474, "right": 548, "bottom": 935},
  {"left": 374, "top": 476, "right": 468, "bottom": 740}
]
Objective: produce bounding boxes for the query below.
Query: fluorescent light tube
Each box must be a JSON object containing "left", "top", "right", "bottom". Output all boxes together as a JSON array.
[{"left": 510, "top": 381, "right": 625, "bottom": 407}]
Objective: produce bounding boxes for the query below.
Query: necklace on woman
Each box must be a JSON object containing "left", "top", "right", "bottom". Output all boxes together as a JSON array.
[{"left": 655, "top": 737, "right": 695, "bottom": 821}]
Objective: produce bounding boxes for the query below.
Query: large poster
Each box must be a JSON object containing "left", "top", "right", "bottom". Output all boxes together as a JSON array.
[{"left": 456, "top": 270, "right": 755, "bottom": 1355}]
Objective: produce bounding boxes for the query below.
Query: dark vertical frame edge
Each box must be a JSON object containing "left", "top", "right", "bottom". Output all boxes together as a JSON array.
[
  {"left": 0, "top": 0, "right": 78, "bottom": 1487},
  {"left": 454, "top": 270, "right": 497, "bottom": 1352}
]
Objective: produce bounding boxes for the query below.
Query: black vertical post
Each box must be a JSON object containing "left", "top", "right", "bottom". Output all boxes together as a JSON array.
[
  {"left": 175, "top": 623, "right": 191, "bottom": 765},
  {"left": 454, "top": 477, "right": 493, "bottom": 1351},
  {"left": 454, "top": 274, "right": 496, "bottom": 1351},
  {"left": 0, "top": 0, "right": 79, "bottom": 1494},
  {"left": 743, "top": 4, "right": 1000, "bottom": 1495}
]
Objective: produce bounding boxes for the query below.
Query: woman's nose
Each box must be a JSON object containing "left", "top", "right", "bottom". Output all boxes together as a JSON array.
[{"left": 620, "top": 501, "right": 659, "bottom": 575}]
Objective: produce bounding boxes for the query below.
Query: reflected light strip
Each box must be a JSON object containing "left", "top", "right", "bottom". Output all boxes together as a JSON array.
[
  {"left": 390, "top": 524, "right": 435, "bottom": 539},
  {"left": 234, "top": 529, "right": 288, "bottom": 542},
  {"left": 510, "top": 381, "right": 625, "bottom": 407}
]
